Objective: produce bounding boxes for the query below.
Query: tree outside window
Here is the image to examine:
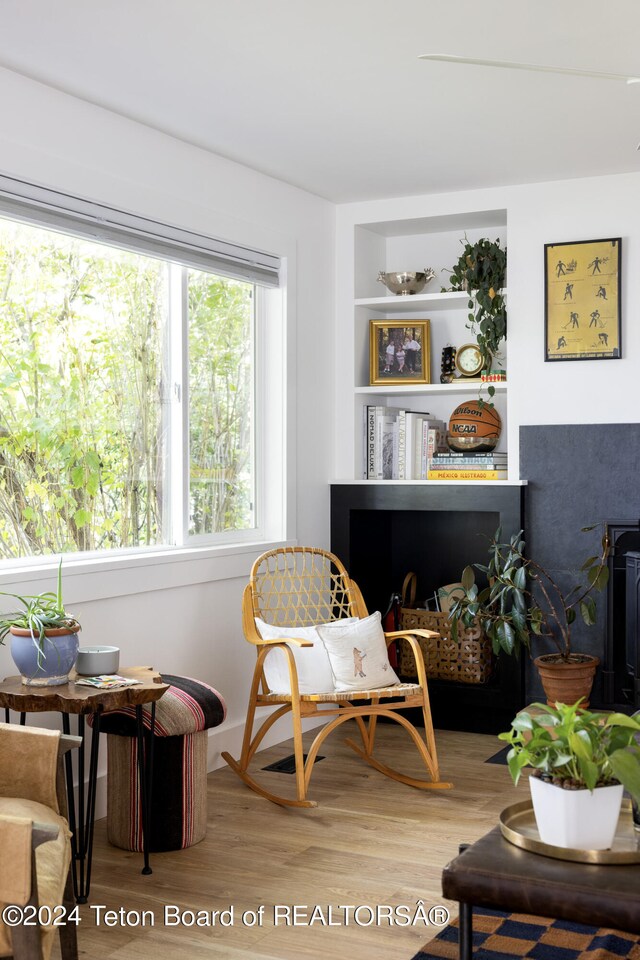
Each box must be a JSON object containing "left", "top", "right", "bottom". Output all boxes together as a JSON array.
[{"left": 0, "top": 216, "right": 256, "bottom": 559}]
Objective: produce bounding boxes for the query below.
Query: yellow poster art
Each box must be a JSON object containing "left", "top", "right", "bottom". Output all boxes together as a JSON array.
[{"left": 545, "top": 238, "right": 621, "bottom": 361}]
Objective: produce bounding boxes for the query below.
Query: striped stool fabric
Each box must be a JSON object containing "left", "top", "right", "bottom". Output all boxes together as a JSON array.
[{"left": 99, "top": 675, "right": 226, "bottom": 852}]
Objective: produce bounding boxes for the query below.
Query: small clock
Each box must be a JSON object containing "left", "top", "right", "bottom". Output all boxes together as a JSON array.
[{"left": 455, "top": 343, "right": 484, "bottom": 378}]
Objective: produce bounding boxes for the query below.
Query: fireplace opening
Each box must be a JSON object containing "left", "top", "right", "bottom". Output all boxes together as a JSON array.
[{"left": 605, "top": 521, "right": 640, "bottom": 711}]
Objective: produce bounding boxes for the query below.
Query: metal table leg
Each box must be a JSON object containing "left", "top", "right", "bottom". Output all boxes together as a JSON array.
[
  {"left": 135, "top": 702, "right": 156, "bottom": 876},
  {"left": 459, "top": 902, "right": 473, "bottom": 960},
  {"left": 62, "top": 712, "right": 101, "bottom": 904}
]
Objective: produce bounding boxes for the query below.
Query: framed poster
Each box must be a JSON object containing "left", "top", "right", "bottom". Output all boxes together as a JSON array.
[
  {"left": 369, "top": 319, "right": 431, "bottom": 386},
  {"left": 544, "top": 238, "right": 621, "bottom": 361}
]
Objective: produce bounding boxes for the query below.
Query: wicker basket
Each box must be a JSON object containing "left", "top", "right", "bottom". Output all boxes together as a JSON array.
[{"left": 396, "top": 573, "right": 493, "bottom": 685}]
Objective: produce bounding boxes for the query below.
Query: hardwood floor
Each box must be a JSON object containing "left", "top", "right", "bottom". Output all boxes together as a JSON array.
[{"left": 64, "top": 724, "right": 525, "bottom": 960}]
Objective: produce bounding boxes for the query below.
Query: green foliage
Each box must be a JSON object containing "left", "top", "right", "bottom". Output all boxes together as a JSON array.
[
  {"left": 0, "top": 560, "right": 79, "bottom": 666},
  {"left": 448, "top": 236, "right": 507, "bottom": 369},
  {"left": 0, "top": 217, "right": 254, "bottom": 557},
  {"left": 188, "top": 271, "right": 254, "bottom": 535},
  {"left": 448, "top": 526, "right": 610, "bottom": 660},
  {"left": 498, "top": 700, "right": 640, "bottom": 800}
]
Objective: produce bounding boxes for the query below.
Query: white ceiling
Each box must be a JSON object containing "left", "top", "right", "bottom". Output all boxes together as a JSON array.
[{"left": 1, "top": 0, "right": 640, "bottom": 202}]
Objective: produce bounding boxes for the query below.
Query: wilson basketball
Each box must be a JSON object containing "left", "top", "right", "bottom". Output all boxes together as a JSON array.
[{"left": 447, "top": 401, "right": 502, "bottom": 452}]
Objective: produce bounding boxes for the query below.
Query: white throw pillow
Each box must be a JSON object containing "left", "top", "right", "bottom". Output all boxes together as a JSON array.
[
  {"left": 316, "top": 612, "right": 400, "bottom": 692},
  {"left": 255, "top": 617, "right": 357, "bottom": 694}
]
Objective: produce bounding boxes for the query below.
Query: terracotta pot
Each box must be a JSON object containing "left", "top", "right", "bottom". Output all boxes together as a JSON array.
[{"left": 534, "top": 653, "right": 599, "bottom": 707}]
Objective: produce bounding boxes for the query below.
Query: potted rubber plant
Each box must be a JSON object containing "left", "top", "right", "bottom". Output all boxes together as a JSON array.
[
  {"left": 448, "top": 236, "right": 507, "bottom": 373},
  {"left": 499, "top": 700, "right": 640, "bottom": 849},
  {"left": 448, "top": 525, "right": 609, "bottom": 705},
  {"left": 0, "top": 561, "right": 81, "bottom": 686}
]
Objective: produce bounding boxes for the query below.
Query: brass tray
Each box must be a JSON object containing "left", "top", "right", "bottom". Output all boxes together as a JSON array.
[{"left": 500, "top": 798, "right": 640, "bottom": 864}]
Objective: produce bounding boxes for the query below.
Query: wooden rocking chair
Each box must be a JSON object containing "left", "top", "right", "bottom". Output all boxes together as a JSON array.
[{"left": 222, "top": 546, "right": 452, "bottom": 807}]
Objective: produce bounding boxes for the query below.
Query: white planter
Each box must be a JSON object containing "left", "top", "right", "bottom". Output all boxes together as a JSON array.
[{"left": 529, "top": 776, "right": 623, "bottom": 850}]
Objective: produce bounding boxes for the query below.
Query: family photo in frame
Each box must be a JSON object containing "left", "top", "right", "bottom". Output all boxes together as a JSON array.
[
  {"left": 369, "top": 319, "right": 431, "bottom": 385},
  {"left": 544, "top": 237, "right": 621, "bottom": 362}
]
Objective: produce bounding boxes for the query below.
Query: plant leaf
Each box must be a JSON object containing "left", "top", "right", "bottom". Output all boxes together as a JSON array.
[{"left": 461, "top": 566, "right": 475, "bottom": 591}]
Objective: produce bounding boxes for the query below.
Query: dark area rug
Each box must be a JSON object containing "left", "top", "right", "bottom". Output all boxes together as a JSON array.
[
  {"left": 484, "top": 745, "right": 510, "bottom": 765},
  {"left": 410, "top": 906, "right": 640, "bottom": 959}
]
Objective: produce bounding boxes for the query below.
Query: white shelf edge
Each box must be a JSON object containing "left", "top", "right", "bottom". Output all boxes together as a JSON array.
[
  {"left": 354, "top": 382, "right": 507, "bottom": 396},
  {"left": 331, "top": 479, "right": 527, "bottom": 486},
  {"left": 354, "top": 289, "right": 507, "bottom": 314},
  {"left": 355, "top": 291, "right": 468, "bottom": 313}
]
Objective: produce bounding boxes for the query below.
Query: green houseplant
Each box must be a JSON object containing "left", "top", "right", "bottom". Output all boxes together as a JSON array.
[
  {"left": 499, "top": 700, "right": 640, "bottom": 849},
  {"left": 449, "top": 525, "right": 609, "bottom": 705},
  {"left": 0, "top": 561, "right": 81, "bottom": 686},
  {"left": 448, "top": 236, "right": 507, "bottom": 372}
]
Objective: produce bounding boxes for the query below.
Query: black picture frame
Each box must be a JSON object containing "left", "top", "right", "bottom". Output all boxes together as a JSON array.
[{"left": 544, "top": 237, "right": 621, "bottom": 362}]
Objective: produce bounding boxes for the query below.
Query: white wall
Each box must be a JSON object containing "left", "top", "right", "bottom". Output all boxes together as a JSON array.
[
  {"left": 334, "top": 172, "right": 640, "bottom": 478},
  {"left": 0, "top": 68, "right": 335, "bottom": 801}
]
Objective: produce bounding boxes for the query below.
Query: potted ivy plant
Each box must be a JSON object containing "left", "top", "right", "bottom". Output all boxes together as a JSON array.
[
  {"left": 448, "top": 236, "right": 507, "bottom": 373},
  {"left": 0, "top": 560, "right": 81, "bottom": 686},
  {"left": 499, "top": 700, "right": 640, "bottom": 850},
  {"left": 449, "top": 525, "right": 609, "bottom": 705}
]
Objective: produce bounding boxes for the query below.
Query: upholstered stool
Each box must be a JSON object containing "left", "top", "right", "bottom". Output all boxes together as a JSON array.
[{"left": 99, "top": 674, "right": 226, "bottom": 852}]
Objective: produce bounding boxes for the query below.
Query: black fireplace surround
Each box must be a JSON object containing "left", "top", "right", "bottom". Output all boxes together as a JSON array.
[{"left": 331, "top": 423, "right": 640, "bottom": 734}]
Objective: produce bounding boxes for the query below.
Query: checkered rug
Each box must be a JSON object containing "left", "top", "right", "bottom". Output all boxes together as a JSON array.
[{"left": 411, "top": 906, "right": 640, "bottom": 959}]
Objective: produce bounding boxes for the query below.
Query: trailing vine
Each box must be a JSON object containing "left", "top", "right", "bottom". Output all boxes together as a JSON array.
[{"left": 448, "top": 236, "right": 507, "bottom": 372}]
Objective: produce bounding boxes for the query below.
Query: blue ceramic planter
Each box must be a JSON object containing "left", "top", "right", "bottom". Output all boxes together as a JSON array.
[{"left": 10, "top": 626, "right": 80, "bottom": 686}]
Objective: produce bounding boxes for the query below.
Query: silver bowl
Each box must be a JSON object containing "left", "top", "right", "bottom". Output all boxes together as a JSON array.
[{"left": 377, "top": 268, "right": 436, "bottom": 296}]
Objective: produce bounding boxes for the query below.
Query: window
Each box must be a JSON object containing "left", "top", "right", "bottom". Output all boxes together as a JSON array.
[{"left": 0, "top": 188, "right": 282, "bottom": 560}]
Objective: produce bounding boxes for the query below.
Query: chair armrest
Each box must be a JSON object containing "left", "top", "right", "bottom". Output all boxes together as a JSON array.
[
  {"left": 0, "top": 723, "right": 61, "bottom": 812},
  {"left": 59, "top": 734, "right": 82, "bottom": 756},
  {"left": 384, "top": 628, "right": 440, "bottom": 641},
  {"left": 256, "top": 637, "right": 314, "bottom": 648}
]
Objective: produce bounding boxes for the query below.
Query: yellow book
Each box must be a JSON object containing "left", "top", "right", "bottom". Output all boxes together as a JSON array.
[{"left": 427, "top": 470, "right": 505, "bottom": 481}]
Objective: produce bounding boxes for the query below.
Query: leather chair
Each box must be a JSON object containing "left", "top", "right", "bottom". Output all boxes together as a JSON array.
[{"left": 0, "top": 723, "right": 79, "bottom": 960}]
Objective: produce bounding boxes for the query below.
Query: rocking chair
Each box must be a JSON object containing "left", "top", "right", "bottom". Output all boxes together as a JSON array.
[{"left": 222, "top": 546, "right": 452, "bottom": 807}]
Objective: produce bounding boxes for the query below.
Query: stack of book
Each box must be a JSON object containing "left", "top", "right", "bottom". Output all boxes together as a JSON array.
[
  {"left": 427, "top": 449, "right": 508, "bottom": 481},
  {"left": 364, "top": 406, "right": 448, "bottom": 480}
]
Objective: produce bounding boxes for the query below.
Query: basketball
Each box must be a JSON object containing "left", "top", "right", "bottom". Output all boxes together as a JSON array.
[{"left": 447, "top": 401, "right": 502, "bottom": 452}]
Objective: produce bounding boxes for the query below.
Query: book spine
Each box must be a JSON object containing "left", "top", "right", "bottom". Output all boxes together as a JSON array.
[
  {"left": 397, "top": 410, "right": 406, "bottom": 480},
  {"left": 428, "top": 459, "right": 508, "bottom": 468},
  {"left": 367, "top": 406, "right": 376, "bottom": 479},
  {"left": 432, "top": 451, "right": 507, "bottom": 459},
  {"left": 405, "top": 412, "right": 419, "bottom": 481},
  {"left": 391, "top": 421, "right": 399, "bottom": 480},
  {"left": 426, "top": 424, "right": 448, "bottom": 460},
  {"left": 374, "top": 408, "right": 384, "bottom": 479},
  {"left": 413, "top": 416, "right": 427, "bottom": 480},
  {"left": 427, "top": 470, "right": 506, "bottom": 480},
  {"left": 381, "top": 416, "right": 395, "bottom": 480}
]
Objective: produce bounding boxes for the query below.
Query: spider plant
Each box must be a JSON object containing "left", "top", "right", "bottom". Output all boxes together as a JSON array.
[{"left": 0, "top": 560, "right": 80, "bottom": 668}]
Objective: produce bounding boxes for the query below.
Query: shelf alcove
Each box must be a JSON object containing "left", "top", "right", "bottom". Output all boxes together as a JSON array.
[{"left": 330, "top": 482, "right": 525, "bottom": 733}]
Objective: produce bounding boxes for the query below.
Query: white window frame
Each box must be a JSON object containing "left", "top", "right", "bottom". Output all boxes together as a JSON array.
[{"left": 0, "top": 178, "right": 292, "bottom": 591}]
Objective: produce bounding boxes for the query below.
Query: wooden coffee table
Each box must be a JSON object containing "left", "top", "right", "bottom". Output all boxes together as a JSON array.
[
  {"left": 0, "top": 666, "right": 168, "bottom": 902},
  {"left": 442, "top": 826, "right": 640, "bottom": 959}
]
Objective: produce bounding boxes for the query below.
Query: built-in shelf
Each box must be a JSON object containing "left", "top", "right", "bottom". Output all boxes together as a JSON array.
[
  {"left": 355, "top": 291, "right": 470, "bottom": 314},
  {"left": 331, "top": 479, "right": 527, "bottom": 486},
  {"left": 354, "top": 381, "right": 507, "bottom": 396},
  {"left": 355, "top": 289, "right": 507, "bottom": 315}
]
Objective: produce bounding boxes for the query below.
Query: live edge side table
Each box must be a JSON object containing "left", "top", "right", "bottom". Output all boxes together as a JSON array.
[{"left": 0, "top": 665, "right": 169, "bottom": 903}]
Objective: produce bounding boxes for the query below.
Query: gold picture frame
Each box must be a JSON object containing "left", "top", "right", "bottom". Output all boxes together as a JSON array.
[
  {"left": 544, "top": 238, "right": 621, "bottom": 361},
  {"left": 369, "top": 319, "right": 431, "bottom": 386}
]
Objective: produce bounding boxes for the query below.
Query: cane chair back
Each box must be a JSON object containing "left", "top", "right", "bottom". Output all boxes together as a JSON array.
[{"left": 250, "top": 547, "right": 360, "bottom": 629}]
